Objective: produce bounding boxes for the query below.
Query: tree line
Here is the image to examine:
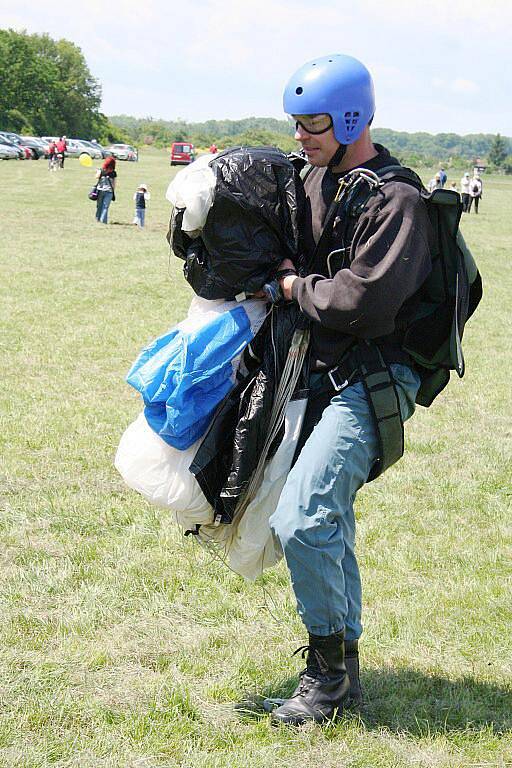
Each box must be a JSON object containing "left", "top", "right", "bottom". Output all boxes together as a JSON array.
[
  {"left": 0, "top": 29, "right": 124, "bottom": 142},
  {"left": 110, "top": 114, "right": 512, "bottom": 169}
]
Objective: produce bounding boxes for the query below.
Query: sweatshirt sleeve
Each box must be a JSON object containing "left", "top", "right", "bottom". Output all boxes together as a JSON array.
[{"left": 291, "top": 182, "right": 433, "bottom": 339}]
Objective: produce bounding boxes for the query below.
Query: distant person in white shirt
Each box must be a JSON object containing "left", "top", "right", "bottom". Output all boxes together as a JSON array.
[
  {"left": 428, "top": 173, "right": 443, "bottom": 193},
  {"left": 467, "top": 173, "right": 483, "bottom": 214},
  {"left": 460, "top": 172, "right": 471, "bottom": 212}
]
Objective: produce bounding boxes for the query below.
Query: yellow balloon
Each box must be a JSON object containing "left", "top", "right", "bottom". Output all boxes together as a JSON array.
[{"left": 79, "top": 153, "right": 93, "bottom": 167}]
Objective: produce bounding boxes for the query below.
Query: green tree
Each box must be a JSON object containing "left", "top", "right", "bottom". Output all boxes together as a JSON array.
[
  {"left": 0, "top": 30, "right": 58, "bottom": 132},
  {"left": 488, "top": 134, "right": 507, "bottom": 167},
  {"left": 0, "top": 29, "right": 102, "bottom": 137},
  {"left": 5, "top": 108, "right": 34, "bottom": 133}
]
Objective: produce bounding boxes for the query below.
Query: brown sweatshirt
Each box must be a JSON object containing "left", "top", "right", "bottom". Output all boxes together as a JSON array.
[{"left": 291, "top": 145, "right": 434, "bottom": 369}]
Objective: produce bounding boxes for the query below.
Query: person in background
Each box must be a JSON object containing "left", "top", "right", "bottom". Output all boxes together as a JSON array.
[
  {"left": 428, "top": 173, "right": 443, "bottom": 192},
  {"left": 56, "top": 136, "right": 67, "bottom": 168},
  {"left": 467, "top": 172, "right": 483, "bottom": 214},
  {"left": 47, "top": 140, "right": 57, "bottom": 171},
  {"left": 460, "top": 172, "right": 471, "bottom": 212},
  {"left": 95, "top": 157, "right": 117, "bottom": 224},
  {"left": 439, "top": 166, "right": 447, "bottom": 186},
  {"left": 209, "top": 143, "right": 218, "bottom": 154},
  {"left": 133, "top": 183, "right": 150, "bottom": 228},
  {"left": 450, "top": 181, "right": 459, "bottom": 197}
]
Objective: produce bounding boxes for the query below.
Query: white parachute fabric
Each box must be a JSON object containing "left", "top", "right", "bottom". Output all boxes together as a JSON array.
[
  {"left": 166, "top": 155, "right": 216, "bottom": 233},
  {"left": 195, "top": 394, "right": 308, "bottom": 580},
  {"left": 114, "top": 412, "right": 213, "bottom": 527},
  {"left": 114, "top": 395, "right": 308, "bottom": 581},
  {"left": 115, "top": 296, "right": 308, "bottom": 581},
  {"left": 116, "top": 296, "right": 266, "bottom": 526}
]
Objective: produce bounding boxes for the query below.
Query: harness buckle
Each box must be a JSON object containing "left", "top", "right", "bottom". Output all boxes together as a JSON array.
[{"left": 327, "top": 367, "right": 349, "bottom": 392}]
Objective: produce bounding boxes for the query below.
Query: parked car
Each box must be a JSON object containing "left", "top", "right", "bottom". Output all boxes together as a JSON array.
[
  {"left": 23, "top": 136, "right": 52, "bottom": 157},
  {"left": 170, "top": 141, "right": 195, "bottom": 166},
  {"left": 0, "top": 131, "right": 29, "bottom": 158},
  {"left": 13, "top": 135, "right": 46, "bottom": 159},
  {"left": 104, "top": 143, "right": 138, "bottom": 161},
  {"left": 61, "top": 139, "right": 88, "bottom": 157},
  {"left": 72, "top": 139, "right": 104, "bottom": 159},
  {"left": 0, "top": 135, "right": 21, "bottom": 159}
]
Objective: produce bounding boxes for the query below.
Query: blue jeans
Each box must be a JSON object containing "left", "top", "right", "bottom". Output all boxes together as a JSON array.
[
  {"left": 96, "top": 191, "right": 113, "bottom": 224},
  {"left": 135, "top": 208, "right": 145, "bottom": 227},
  {"left": 270, "top": 364, "right": 420, "bottom": 641}
]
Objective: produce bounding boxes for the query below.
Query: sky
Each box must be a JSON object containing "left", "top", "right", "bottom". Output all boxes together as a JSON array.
[{"left": 1, "top": 0, "right": 510, "bottom": 135}]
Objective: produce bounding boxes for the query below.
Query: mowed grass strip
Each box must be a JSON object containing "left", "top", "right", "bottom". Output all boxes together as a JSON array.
[{"left": 0, "top": 151, "right": 511, "bottom": 768}]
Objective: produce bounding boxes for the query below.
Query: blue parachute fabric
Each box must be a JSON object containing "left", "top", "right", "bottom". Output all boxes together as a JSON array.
[
  {"left": 127, "top": 304, "right": 254, "bottom": 449},
  {"left": 126, "top": 327, "right": 181, "bottom": 402}
]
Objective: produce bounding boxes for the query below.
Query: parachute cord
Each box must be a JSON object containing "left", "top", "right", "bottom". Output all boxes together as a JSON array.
[{"left": 232, "top": 327, "right": 309, "bottom": 521}]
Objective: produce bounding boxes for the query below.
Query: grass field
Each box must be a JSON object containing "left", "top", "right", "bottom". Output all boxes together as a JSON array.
[{"left": 0, "top": 148, "right": 511, "bottom": 768}]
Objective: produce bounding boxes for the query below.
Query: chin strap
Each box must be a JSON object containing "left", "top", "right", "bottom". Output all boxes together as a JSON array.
[{"left": 328, "top": 144, "right": 347, "bottom": 168}]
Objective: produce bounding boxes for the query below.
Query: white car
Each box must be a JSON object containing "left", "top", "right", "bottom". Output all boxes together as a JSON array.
[
  {"left": 0, "top": 136, "right": 20, "bottom": 159},
  {"left": 105, "top": 143, "right": 138, "bottom": 161}
]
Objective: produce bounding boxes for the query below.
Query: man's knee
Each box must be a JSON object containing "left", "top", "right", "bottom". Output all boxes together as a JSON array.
[{"left": 269, "top": 501, "right": 302, "bottom": 552}]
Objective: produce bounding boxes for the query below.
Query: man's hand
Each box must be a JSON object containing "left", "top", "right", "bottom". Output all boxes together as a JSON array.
[{"left": 276, "top": 258, "right": 298, "bottom": 301}]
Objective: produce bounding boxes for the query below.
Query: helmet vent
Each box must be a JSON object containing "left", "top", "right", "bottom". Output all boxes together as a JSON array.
[
  {"left": 296, "top": 87, "right": 303, "bottom": 95},
  {"left": 344, "top": 111, "right": 360, "bottom": 135}
]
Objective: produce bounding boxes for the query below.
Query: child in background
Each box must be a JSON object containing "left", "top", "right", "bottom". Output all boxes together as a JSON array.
[{"left": 133, "top": 183, "right": 150, "bottom": 228}]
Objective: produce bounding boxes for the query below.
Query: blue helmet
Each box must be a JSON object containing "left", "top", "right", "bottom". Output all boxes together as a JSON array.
[{"left": 283, "top": 54, "right": 375, "bottom": 145}]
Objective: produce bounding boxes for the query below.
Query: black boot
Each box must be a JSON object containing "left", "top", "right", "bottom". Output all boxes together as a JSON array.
[
  {"left": 344, "top": 639, "right": 363, "bottom": 709},
  {"left": 270, "top": 631, "right": 350, "bottom": 725}
]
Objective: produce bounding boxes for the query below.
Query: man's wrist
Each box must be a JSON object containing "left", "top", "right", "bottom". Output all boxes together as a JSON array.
[
  {"left": 275, "top": 267, "right": 298, "bottom": 280},
  {"left": 280, "top": 274, "right": 298, "bottom": 301}
]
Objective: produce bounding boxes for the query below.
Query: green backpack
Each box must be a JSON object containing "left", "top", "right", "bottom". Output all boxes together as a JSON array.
[
  {"left": 374, "top": 165, "right": 482, "bottom": 406},
  {"left": 302, "top": 162, "right": 483, "bottom": 478}
]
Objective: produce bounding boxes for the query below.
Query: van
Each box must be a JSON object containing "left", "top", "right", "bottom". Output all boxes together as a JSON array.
[{"left": 170, "top": 141, "right": 195, "bottom": 166}]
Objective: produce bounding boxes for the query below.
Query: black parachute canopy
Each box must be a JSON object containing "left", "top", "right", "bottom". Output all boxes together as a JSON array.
[{"left": 170, "top": 146, "right": 305, "bottom": 300}]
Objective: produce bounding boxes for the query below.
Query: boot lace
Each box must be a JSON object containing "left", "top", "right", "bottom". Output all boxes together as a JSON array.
[{"left": 292, "top": 645, "right": 330, "bottom": 691}]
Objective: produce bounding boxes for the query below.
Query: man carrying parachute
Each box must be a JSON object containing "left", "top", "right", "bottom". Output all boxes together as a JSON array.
[
  {"left": 117, "top": 53, "right": 481, "bottom": 727},
  {"left": 265, "top": 53, "right": 481, "bottom": 725}
]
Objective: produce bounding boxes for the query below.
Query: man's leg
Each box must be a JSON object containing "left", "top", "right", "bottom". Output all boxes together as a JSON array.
[
  {"left": 474, "top": 196, "right": 479, "bottom": 214},
  {"left": 271, "top": 380, "right": 379, "bottom": 639},
  {"left": 467, "top": 196, "right": 473, "bottom": 213},
  {"left": 269, "top": 365, "right": 419, "bottom": 724}
]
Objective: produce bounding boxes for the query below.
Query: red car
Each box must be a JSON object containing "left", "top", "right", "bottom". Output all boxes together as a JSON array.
[{"left": 170, "top": 141, "right": 195, "bottom": 166}]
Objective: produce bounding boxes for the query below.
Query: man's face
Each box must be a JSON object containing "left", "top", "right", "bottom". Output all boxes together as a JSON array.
[{"left": 293, "top": 117, "right": 341, "bottom": 167}]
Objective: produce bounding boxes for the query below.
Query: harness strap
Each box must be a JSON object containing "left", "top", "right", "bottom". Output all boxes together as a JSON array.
[
  {"left": 355, "top": 343, "right": 404, "bottom": 481},
  {"left": 315, "top": 341, "right": 406, "bottom": 481}
]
